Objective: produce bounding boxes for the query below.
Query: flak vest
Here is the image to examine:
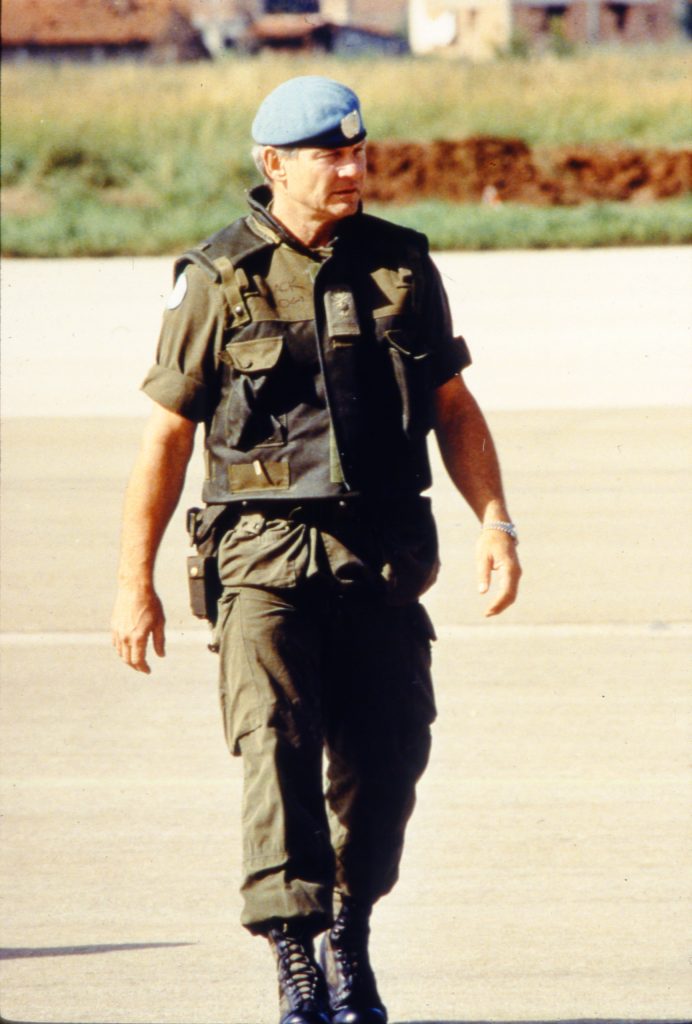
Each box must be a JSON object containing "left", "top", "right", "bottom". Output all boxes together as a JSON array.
[{"left": 177, "top": 194, "right": 437, "bottom": 507}]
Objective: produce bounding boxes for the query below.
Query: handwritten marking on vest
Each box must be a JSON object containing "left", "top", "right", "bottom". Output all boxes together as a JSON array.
[{"left": 271, "top": 277, "right": 314, "bottom": 318}]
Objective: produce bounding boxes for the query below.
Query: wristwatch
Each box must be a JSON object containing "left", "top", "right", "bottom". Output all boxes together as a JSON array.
[{"left": 482, "top": 520, "right": 519, "bottom": 544}]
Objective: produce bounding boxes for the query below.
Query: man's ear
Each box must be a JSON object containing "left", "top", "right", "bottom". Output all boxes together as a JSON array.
[{"left": 264, "top": 147, "right": 286, "bottom": 183}]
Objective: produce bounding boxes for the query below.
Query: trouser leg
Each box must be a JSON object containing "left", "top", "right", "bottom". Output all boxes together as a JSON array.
[
  {"left": 323, "top": 599, "right": 437, "bottom": 907},
  {"left": 217, "top": 585, "right": 335, "bottom": 936}
]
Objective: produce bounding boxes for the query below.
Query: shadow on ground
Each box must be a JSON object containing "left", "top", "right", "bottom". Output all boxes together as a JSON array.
[{"left": 0, "top": 942, "right": 193, "bottom": 960}]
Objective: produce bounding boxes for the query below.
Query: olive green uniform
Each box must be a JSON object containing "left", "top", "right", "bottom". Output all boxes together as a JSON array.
[{"left": 142, "top": 187, "right": 470, "bottom": 935}]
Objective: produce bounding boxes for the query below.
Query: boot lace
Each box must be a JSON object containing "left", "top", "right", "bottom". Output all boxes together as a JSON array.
[
  {"left": 272, "top": 929, "right": 323, "bottom": 1008},
  {"left": 330, "top": 907, "right": 377, "bottom": 999}
]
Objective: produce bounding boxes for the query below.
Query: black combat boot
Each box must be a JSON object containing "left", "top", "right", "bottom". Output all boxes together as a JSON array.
[
  {"left": 319, "top": 899, "right": 388, "bottom": 1024},
  {"left": 267, "top": 922, "right": 331, "bottom": 1024}
]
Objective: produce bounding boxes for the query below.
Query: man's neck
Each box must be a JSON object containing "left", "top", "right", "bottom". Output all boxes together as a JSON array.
[{"left": 270, "top": 195, "right": 336, "bottom": 250}]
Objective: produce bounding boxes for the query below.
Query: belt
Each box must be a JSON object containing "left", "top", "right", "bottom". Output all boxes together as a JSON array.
[
  {"left": 237, "top": 497, "right": 364, "bottom": 529},
  {"left": 236, "top": 493, "right": 429, "bottom": 530}
]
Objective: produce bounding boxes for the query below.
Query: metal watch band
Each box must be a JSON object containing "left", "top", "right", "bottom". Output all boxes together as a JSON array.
[{"left": 482, "top": 520, "right": 519, "bottom": 543}]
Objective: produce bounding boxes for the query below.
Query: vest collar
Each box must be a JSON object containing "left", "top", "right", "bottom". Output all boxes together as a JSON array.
[{"left": 246, "top": 185, "right": 363, "bottom": 258}]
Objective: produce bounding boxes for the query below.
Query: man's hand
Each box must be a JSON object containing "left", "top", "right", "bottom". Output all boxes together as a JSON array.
[
  {"left": 433, "top": 374, "right": 522, "bottom": 617},
  {"left": 476, "top": 530, "right": 522, "bottom": 617},
  {"left": 111, "top": 584, "right": 166, "bottom": 674},
  {"left": 111, "top": 404, "right": 196, "bottom": 674}
]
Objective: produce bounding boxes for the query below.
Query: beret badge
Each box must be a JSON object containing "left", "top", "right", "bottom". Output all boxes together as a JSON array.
[{"left": 340, "top": 109, "right": 362, "bottom": 140}]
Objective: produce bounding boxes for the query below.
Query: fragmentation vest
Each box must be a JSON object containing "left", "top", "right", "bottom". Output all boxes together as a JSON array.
[{"left": 177, "top": 191, "right": 438, "bottom": 506}]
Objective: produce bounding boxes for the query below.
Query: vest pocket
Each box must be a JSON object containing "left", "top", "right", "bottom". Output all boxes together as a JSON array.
[
  {"left": 384, "top": 329, "right": 432, "bottom": 439},
  {"left": 220, "top": 335, "right": 286, "bottom": 449}
]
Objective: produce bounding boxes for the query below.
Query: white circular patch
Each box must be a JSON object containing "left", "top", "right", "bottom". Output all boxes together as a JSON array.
[
  {"left": 166, "top": 273, "right": 188, "bottom": 310},
  {"left": 340, "top": 109, "right": 361, "bottom": 140}
]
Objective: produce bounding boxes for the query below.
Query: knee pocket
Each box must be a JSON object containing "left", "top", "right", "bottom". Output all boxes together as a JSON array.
[
  {"left": 394, "top": 602, "right": 437, "bottom": 726},
  {"left": 224, "top": 696, "right": 323, "bottom": 758},
  {"left": 218, "top": 588, "right": 322, "bottom": 754}
]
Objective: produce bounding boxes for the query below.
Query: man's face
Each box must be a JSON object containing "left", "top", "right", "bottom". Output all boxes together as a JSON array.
[{"left": 274, "top": 141, "right": 367, "bottom": 229}]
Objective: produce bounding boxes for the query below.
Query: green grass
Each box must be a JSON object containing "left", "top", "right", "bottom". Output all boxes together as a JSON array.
[
  {"left": 372, "top": 196, "right": 692, "bottom": 250},
  {"left": 4, "top": 48, "right": 691, "bottom": 150},
  {"left": 1, "top": 189, "right": 248, "bottom": 257},
  {"left": 4, "top": 193, "right": 689, "bottom": 256},
  {"left": 2, "top": 47, "right": 690, "bottom": 255}
]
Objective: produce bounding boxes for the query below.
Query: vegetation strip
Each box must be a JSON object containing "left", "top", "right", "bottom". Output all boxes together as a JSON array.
[{"left": 2, "top": 49, "right": 690, "bottom": 254}]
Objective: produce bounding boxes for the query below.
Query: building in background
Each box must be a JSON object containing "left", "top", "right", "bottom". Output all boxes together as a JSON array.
[
  {"left": 321, "top": 0, "right": 408, "bottom": 34},
  {"left": 1, "top": 0, "right": 211, "bottom": 61},
  {"left": 188, "top": 0, "right": 410, "bottom": 55},
  {"left": 408, "top": 0, "right": 684, "bottom": 60},
  {"left": 2, "top": 0, "right": 684, "bottom": 62},
  {"left": 1, "top": 0, "right": 408, "bottom": 62}
]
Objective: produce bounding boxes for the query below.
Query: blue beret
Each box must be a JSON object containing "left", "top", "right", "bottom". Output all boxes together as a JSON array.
[{"left": 252, "top": 76, "right": 366, "bottom": 149}]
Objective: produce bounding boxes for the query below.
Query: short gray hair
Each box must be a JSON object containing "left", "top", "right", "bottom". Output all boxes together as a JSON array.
[{"left": 252, "top": 144, "right": 298, "bottom": 183}]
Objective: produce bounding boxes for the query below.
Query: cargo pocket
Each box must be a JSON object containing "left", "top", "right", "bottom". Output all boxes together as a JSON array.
[
  {"left": 406, "top": 602, "right": 437, "bottom": 726},
  {"left": 380, "top": 496, "right": 440, "bottom": 605},
  {"left": 217, "top": 513, "right": 309, "bottom": 590},
  {"left": 384, "top": 329, "right": 432, "bottom": 439},
  {"left": 387, "top": 602, "right": 437, "bottom": 779},
  {"left": 220, "top": 335, "right": 286, "bottom": 450}
]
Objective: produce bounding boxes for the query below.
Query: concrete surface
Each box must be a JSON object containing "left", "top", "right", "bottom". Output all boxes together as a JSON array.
[
  {"left": 2, "top": 248, "right": 692, "bottom": 418},
  {"left": 1, "top": 250, "right": 691, "bottom": 1024}
]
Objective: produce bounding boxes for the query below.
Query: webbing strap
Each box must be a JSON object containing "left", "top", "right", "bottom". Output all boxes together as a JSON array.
[
  {"left": 175, "top": 248, "right": 220, "bottom": 283},
  {"left": 215, "top": 256, "right": 252, "bottom": 329}
]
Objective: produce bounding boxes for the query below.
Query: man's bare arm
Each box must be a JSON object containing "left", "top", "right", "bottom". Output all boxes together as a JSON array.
[
  {"left": 433, "top": 373, "right": 521, "bottom": 617},
  {"left": 111, "top": 404, "right": 197, "bottom": 673}
]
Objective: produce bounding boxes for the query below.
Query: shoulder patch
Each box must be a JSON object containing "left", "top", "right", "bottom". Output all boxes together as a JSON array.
[{"left": 166, "top": 272, "right": 188, "bottom": 310}]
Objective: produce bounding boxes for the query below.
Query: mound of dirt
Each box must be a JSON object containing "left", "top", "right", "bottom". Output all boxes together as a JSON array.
[{"left": 364, "top": 137, "right": 691, "bottom": 205}]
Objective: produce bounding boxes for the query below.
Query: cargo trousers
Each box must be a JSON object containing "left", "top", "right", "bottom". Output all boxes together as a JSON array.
[{"left": 213, "top": 501, "right": 439, "bottom": 935}]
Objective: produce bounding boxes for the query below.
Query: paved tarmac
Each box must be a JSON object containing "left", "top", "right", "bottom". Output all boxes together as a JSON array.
[
  {"left": 2, "top": 248, "right": 692, "bottom": 418},
  {"left": 1, "top": 250, "right": 691, "bottom": 1024}
]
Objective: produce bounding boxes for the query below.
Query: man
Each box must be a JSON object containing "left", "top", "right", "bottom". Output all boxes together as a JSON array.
[{"left": 112, "top": 76, "right": 521, "bottom": 1024}]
